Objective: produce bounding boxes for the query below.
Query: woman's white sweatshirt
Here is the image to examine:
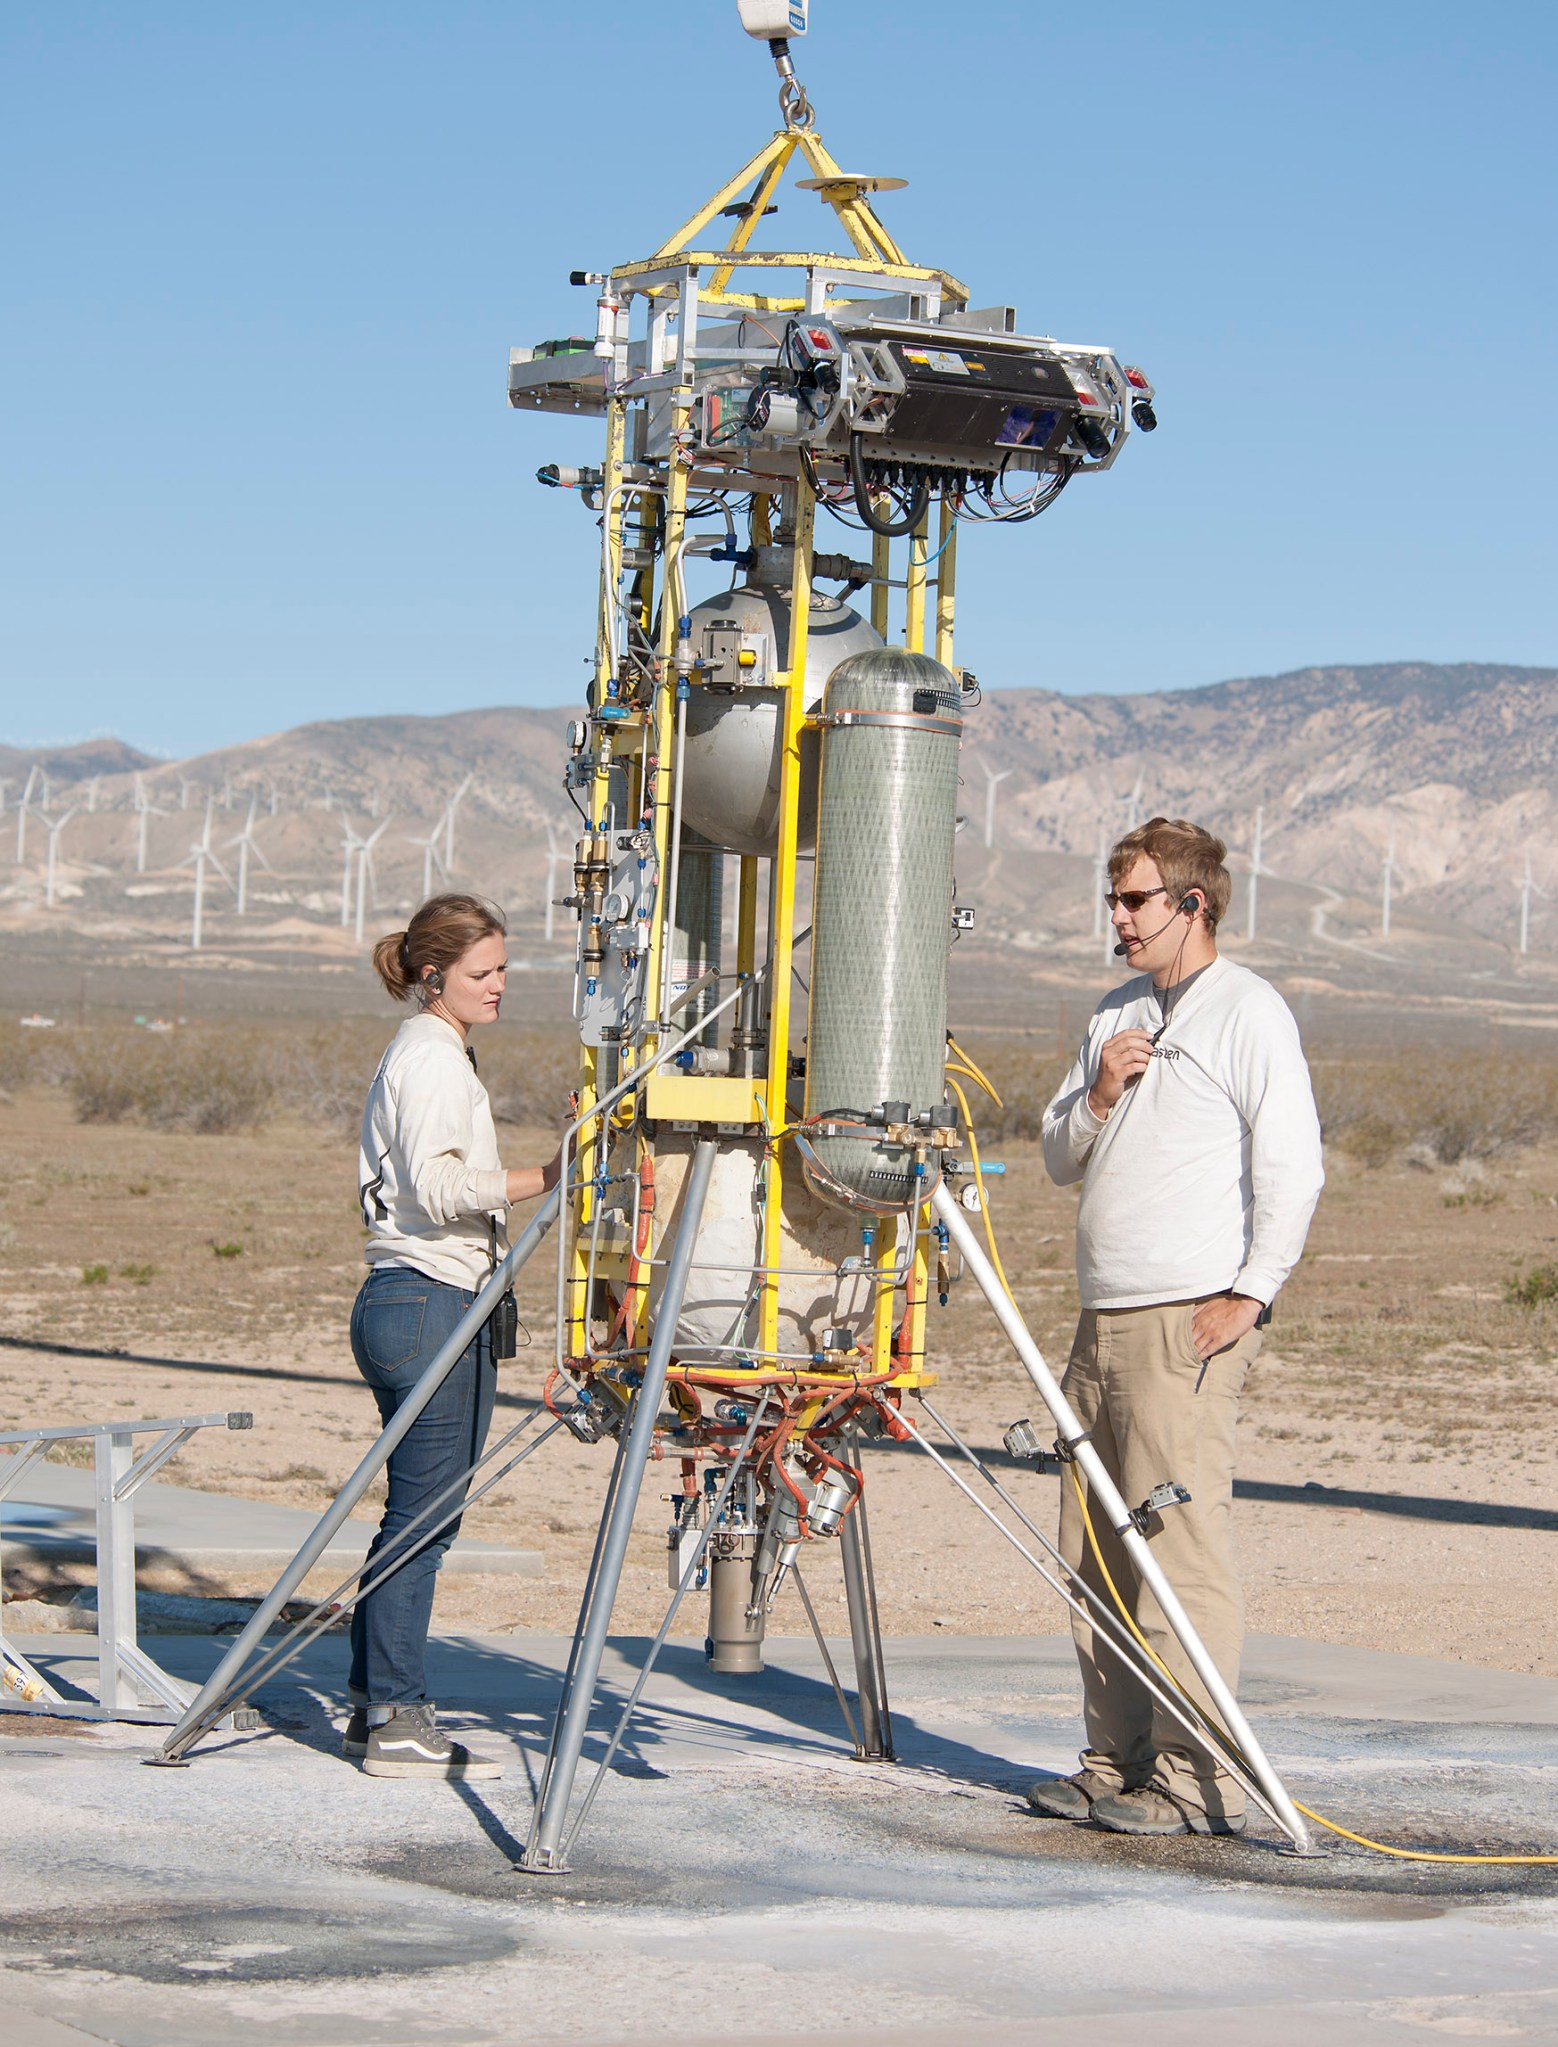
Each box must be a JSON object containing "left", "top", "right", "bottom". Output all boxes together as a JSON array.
[
  {"left": 1041, "top": 956, "right": 1324, "bottom": 1311},
  {"left": 358, "top": 1012, "right": 508, "bottom": 1291}
]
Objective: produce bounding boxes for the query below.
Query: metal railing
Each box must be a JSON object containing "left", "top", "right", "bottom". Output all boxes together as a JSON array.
[{"left": 0, "top": 1410, "right": 255, "bottom": 1725}]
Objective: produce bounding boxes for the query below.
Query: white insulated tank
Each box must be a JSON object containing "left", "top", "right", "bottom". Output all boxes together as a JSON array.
[{"left": 680, "top": 568, "right": 881, "bottom": 858}]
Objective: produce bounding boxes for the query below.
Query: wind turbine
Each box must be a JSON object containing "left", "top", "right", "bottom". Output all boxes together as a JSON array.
[
  {"left": 132, "top": 774, "right": 170, "bottom": 874},
  {"left": 1125, "top": 769, "right": 1145, "bottom": 833},
  {"left": 980, "top": 761, "right": 1014, "bottom": 850},
  {"left": 85, "top": 776, "right": 100, "bottom": 814},
  {"left": 15, "top": 767, "right": 40, "bottom": 862},
  {"left": 42, "top": 809, "right": 79, "bottom": 908},
  {"left": 543, "top": 823, "right": 569, "bottom": 944},
  {"left": 407, "top": 822, "right": 449, "bottom": 904},
  {"left": 1380, "top": 842, "right": 1396, "bottom": 940},
  {"left": 185, "top": 799, "right": 232, "bottom": 951},
  {"left": 228, "top": 796, "right": 273, "bottom": 915},
  {"left": 354, "top": 817, "right": 392, "bottom": 945},
  {"left": 339, "top": 824, "right": 365, "bottom": 927},
  {"left": 0, "top": 779, "right": 9, "bottom": 818},
  {"left": 1517, "top": 854, "right": 1547, "bottom": 956},
  {"left": 442, "top": 773, "right": 475, "bottom": 874},
  {"left": 1092, "top": 822, "right": 1113, "bottom": 960},
  {"left": 177, "top": 774, "right": 195, "bottom": 812},
  {"left": 1245, "top": 804, "right": 1274, "bottom": 943}
]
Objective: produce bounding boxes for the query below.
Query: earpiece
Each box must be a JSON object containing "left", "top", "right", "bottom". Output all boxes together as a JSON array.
[
  {"left": 1179, "top": 895, "right": 1202, "bottom": 917},
  {"left": 426, "top": 968, "right": 445, "bottom": 995}
]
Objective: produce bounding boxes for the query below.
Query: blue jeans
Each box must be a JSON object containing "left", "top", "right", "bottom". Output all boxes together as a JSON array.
[{"left": 347, "top": 1265, "right": 496, "bottom": 1707}]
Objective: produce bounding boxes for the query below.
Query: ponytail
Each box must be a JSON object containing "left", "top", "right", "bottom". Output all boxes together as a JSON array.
[{"left": 372, "top": 929, "right": 416, "bottom": 1001}]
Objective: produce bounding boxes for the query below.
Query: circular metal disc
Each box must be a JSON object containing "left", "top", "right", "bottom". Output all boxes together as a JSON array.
[{"left": 794, "top": 175, "right": 908, "bottom": 194}]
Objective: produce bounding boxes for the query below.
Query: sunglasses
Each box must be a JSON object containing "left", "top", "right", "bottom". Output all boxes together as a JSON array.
[{"left": 1104, "top": 886, "right": 1170, "bottom": 912}]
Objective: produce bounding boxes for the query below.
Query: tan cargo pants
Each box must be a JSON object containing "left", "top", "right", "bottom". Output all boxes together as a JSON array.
[{"left": 1057, "top": 1298, "right": 1261, "bottom": 1826}]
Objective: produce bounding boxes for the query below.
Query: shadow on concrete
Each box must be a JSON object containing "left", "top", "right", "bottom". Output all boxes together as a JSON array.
[
  {"left": 859, "top": 1435, "right": 1558, "bottom": 1533},
  {"left": 71, "top": 1626, "right": 1030, "bottom": 1802},
  {"left": 0, "top": 1333, "right": 539, "bottom": 1413},
  {"left": 1232, "top": 1479, "right": 1558, "bottom": 1532}
]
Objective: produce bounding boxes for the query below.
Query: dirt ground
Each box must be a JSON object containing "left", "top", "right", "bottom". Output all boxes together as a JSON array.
[{"left": 2, "top": 1081, "right": 1556, "bottom": 1675}]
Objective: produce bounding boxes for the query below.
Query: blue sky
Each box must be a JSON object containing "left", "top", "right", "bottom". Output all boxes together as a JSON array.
[{"left": 4, "top": 1, "right": 1554, "bottom": 755}]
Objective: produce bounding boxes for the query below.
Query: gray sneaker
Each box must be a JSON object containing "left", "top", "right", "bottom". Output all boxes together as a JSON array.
[
  {"left": 361, "top": 1702, "right": 502, "bottom": 1780},
  {"left": 1024, "top": 1769, "right": 1122, "bottom": 1820}
]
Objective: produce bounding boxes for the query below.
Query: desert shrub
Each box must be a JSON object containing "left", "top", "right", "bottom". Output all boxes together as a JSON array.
[
  {"left": 1330, "top": 1112, "right": 1404, "bottom": 1168},
  {"left": 1312, "top": 1052, "right": 1558, "bottom": 1167},
  {"left": 69, "top": 1038, "right": 150, "bottom": 1123},
  {"left": 0, "top": 1021, "right": 46, "bottom": 1092},
  {"left": 1507, "top": 1263, "right": 1558, "bottom": 1309},
  {"left": 69, "top": 1030, "right": 275, "bottom": 1134},
  {"left": 147, "top": 1037, "right": 275, "bottom": 1134}
]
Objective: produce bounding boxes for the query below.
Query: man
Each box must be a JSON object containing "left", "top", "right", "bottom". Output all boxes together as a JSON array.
[{"left": 1030, "top": 816, "right": 1323, "bottom": 1837}]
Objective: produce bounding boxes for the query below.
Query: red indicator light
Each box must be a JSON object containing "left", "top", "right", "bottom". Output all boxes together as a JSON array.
[
  {"left": 1124, "top": 366, "right": 1150, "bottom": 389},
  {"left": 1075, "top": 390, "right": 1099, "bottom": 405},
  {"left": 806, "top": 328, "right": 834, "bottom": 350}
]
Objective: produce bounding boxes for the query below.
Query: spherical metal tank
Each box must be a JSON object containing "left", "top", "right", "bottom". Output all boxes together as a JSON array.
[
  {"left": 801, "top": 648, "right": 964, "bottom": 1211},
  {"left": 680, "top": 582, "right": 881, "bottom": 858}
]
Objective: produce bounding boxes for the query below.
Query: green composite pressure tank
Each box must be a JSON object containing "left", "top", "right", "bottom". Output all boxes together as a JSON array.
[{"left": 801, "top": 647, "right": 963, "bottom": 1212}]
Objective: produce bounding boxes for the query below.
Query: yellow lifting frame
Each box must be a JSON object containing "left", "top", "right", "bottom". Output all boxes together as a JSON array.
[
  {"left": 642, "top": 121, "right": 949, "bottom": 298},
  {"left": 638, "top": 121, "right": 966, "bottom": 309}
]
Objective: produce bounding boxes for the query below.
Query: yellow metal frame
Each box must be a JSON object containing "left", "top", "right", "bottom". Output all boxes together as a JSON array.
[
  {"left": 641, "top": 125, "right": 968, "bottom": 310},
  {"left": 562, "top": 114, "right": 965, "bottom": 1388}
]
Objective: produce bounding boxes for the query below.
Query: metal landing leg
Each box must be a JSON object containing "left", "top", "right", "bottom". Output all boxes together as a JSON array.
[
  {"left": 838, "top": 1443, "right": 895, "bottom": 1762},
  {"left": 518, "top": 1139, "right": 718, "bottom": 1873}
]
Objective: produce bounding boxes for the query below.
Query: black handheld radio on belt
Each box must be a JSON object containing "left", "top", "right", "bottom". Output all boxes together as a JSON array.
[{"left": 487, "top": 1217, "right": 519, "bottom": 1360}]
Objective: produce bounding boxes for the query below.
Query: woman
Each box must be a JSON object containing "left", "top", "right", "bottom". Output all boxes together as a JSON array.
[{"left": 346, "top": 892, "right": 559, "bottom": 1778}]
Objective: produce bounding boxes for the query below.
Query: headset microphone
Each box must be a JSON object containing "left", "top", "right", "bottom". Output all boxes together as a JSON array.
[{"left": 1114, "top": 894, "right": 1203, "bottom": 957}]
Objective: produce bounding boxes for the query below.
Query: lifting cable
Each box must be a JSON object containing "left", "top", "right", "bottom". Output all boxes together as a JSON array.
[{"left": 951, "top": 1065, "right": 1558, "bottom": 1868}]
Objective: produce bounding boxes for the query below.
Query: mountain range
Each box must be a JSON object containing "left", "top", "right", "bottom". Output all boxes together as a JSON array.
[{"left": 2, "top": 662, "right": 1553, "bottom": 970}]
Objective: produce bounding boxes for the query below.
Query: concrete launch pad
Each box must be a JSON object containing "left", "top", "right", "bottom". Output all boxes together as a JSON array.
[
  {"left": 1, "top": 1461, "right": 543, "bottom": 1578},
  {"left": 2, "top": 1630, "right": 1556, "bottom": 2046}
]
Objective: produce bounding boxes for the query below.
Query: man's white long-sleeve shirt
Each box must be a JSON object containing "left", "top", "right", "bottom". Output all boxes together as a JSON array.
[
  {"left": 358, "top": 1012, "right": 508, "bottom": 1290},
  {"left": 1042, "top": 956, "right": 1323, "bottom": 1311}
]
